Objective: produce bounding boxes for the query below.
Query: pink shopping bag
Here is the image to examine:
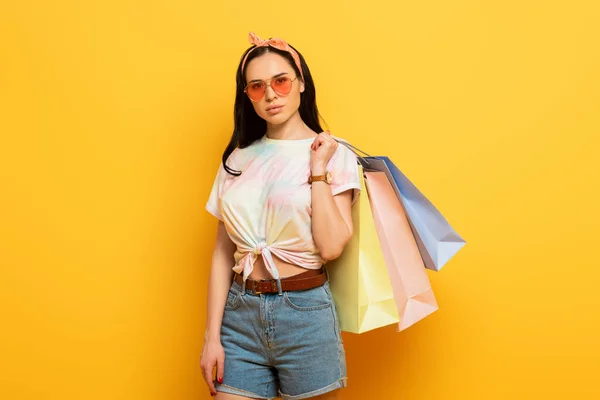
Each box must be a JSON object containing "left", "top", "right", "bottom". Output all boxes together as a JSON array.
[{"left": 364, "top": 170, "right": 439, "bottom": 330}]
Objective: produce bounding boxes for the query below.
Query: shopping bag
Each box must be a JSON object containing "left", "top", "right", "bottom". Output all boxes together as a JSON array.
[
  {"left": 363, "top": 170, "right": 438, "bottom": 331},
  {"left": 336, "top": 139, "right": 466, "bottom": 271},
  {"left": 327, "top": 164, "right": 400, "bottom": 334}
]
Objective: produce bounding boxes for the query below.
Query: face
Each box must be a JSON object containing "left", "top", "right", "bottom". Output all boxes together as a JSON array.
[{"left": 243, "top": 52, "right": 305, "bottom": 124}]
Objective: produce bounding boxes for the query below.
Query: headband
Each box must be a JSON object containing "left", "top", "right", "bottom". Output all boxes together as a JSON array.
[{"left": 241, "top": 32, "right": 304, "bottom": 81}]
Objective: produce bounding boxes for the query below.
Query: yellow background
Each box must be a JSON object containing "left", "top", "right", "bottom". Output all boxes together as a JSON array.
[{"left": 1, "top": 0, "right": 599, "bottom": 398}]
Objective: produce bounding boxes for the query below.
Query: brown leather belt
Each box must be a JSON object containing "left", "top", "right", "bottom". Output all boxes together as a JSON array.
[{"left": 234, "top": 266, "right": 327, "bottom": 294}]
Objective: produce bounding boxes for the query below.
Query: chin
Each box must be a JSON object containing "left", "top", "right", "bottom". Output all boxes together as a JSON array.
[{"left": 263, "top": 112, "right": 290, "bottom": 124}]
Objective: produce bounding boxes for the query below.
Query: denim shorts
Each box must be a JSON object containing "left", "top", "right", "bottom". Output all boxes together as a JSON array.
[{"left": 215, "top": 276, "right": 347, "bottom": 400}]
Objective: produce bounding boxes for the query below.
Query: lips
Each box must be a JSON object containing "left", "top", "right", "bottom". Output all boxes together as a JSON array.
[{"left": 266, "top": 105, "right": 283, "bottom": 112}]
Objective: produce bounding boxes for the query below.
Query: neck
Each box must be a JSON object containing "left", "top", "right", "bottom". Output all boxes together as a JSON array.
[{"left": 266, "top": 111, "right": 315, "bottom": 140}]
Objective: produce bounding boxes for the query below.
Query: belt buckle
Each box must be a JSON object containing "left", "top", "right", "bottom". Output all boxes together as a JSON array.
[
  {"left": 252, "top": 280, "right": 276, "bottom": 295},
  {"left": 252, "top": 287, "right": 264, "bottom": 295}
]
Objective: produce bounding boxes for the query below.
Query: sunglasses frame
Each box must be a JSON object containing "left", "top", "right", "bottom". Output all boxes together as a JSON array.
[{"left": 243, "top": 74, "right": 299, "bottom": 102}]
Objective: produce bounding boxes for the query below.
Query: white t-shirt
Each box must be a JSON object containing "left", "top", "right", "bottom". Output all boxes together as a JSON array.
[{"left": 206, "top": 134, "right": 361, "bottom": 281}]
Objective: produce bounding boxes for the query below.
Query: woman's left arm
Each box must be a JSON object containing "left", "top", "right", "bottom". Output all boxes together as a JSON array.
[{"left": 310, "top": 132, "right": 357, "bottom": 260}]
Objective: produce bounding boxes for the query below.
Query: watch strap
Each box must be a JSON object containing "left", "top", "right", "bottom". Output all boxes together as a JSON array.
[
  {"left": 309, "top": 175, "right": 328, "bottom": 183},
  {"left": 308, "top": 171, "right": 331, "bottom": 184}
]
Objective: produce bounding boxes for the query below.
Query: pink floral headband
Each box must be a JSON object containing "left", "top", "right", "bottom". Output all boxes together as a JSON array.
[{"left": 241, "top": 32, "right": 304, "bottom": 81}]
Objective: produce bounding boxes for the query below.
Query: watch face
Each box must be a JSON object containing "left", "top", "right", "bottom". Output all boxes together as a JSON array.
[{"left": 326, "top": 172, "right": 332, "bottom": 184}]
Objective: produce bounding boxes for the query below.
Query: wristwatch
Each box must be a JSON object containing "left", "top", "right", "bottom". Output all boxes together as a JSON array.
[{"left": 308, "top": 171, "right": 332, "bottom": 185}]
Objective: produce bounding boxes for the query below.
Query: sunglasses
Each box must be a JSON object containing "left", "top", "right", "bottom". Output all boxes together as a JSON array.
[{"left": 244, "top": 74, "right": 299, "bottom": 102}]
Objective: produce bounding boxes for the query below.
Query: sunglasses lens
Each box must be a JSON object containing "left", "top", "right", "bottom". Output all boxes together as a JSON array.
[
  {"left": 245, "top": 76, "right": 293, "bottom": 101},
  {"left": 246, "top": 82, "right": 265, "bottom": 101},
  {"left": 272, "top": 76, "right": 292, "bottom": 95}
]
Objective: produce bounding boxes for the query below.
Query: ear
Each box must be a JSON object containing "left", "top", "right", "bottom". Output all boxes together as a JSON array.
[{"left": 300, "top": 80, "right": 305, "bottom": 93}]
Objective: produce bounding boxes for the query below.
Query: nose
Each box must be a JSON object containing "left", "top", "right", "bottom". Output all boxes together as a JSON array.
[{"left": 264, "top": 84, "right": 277, "bottom": 101}]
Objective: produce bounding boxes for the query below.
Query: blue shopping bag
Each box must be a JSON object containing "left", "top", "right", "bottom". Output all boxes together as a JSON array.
[{"left": 335, "top": 138, "right": 466, "bottom": 271}]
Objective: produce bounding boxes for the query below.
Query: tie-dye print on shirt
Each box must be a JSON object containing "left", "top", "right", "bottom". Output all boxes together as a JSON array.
[{"left": 206, "top": 135, "right": 361, "bottom": 281}]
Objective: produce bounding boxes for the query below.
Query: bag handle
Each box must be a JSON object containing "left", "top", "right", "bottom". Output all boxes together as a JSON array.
[{"left": 333, "top": 137, "right": 374, "bottom": 170}]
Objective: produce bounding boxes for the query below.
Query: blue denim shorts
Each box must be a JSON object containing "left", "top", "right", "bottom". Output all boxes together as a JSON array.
[{"left": 215, "top": 276, "right": 347, "bottom": 400}]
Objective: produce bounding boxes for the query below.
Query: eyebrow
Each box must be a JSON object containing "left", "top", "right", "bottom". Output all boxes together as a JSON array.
[{"left": 247, "top": 72, "right": 289, "bottom": 84}]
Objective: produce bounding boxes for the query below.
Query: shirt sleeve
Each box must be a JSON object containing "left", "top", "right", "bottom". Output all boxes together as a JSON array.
[
  {"left": 327, "top": 141, "right": 362, "bottom": 205},
  {"left": 206, "top": 150, "right": 238, "bottom": 221},
  {"left": 205, "top": 162, "right": 227, "bottom": 221}
]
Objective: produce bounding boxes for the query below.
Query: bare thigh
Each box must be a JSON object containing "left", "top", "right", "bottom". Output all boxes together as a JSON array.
[{"left": 215, "top": 390, "right": 340, "bottom": 400}]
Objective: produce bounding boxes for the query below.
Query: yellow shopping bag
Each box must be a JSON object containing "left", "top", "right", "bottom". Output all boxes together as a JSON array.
[{"left": 327, "top": 165, "right": 400, "bottom": 334}]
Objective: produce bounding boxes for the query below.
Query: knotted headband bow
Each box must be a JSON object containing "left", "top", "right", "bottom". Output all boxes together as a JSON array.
[{"left": 241, "top": 32, "right": 304, "bottom": 81}]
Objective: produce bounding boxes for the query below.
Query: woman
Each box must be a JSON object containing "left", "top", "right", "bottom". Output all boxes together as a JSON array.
[{"left": 200, "top": 32, "right": 361, "bottom": 400}]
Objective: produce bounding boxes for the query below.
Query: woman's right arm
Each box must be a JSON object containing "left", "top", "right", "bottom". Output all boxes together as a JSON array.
[{"left": 200, "top": 220, "right": 236, "bottom": 396}]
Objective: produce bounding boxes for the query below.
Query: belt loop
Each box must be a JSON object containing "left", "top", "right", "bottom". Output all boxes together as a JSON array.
[
  {"left": 241, "top": 278, "right": 247, "bottom": 296},
  {"left": 276, "top": 278, "right": 283, "bottom": 296},
  {"left": 324, "top": 265, "right": 329, "bottom": 281}
]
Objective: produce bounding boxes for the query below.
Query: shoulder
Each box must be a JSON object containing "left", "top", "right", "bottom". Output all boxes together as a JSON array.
[{"left": 227, "top": 137, "right": 268, "bottom": 170}]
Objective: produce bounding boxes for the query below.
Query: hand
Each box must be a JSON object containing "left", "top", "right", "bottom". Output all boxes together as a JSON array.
[
  {"left": 310, "top": 131, "right": 338, "bottom": 174},
  {"left": 200, "top": 338, "right": 225, "bottom": 397}
]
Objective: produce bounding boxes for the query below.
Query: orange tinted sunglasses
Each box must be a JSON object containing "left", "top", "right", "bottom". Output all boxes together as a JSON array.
[{"left": 244, "top": 74, "right": 299, "bottom": 102}]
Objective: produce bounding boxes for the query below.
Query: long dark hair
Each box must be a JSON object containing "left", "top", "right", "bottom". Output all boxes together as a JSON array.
[{"left": 221, "top": 42, "right": 325, "bottom": 176}]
